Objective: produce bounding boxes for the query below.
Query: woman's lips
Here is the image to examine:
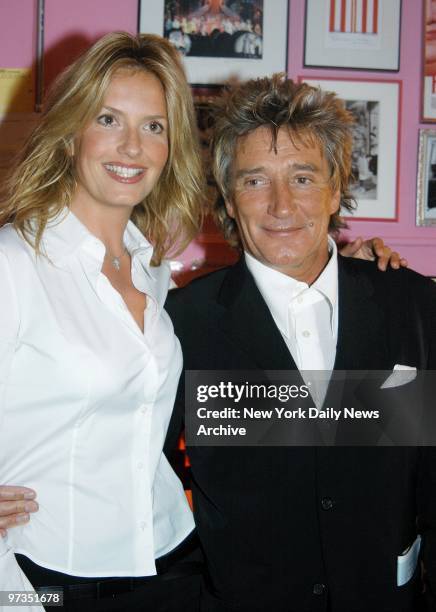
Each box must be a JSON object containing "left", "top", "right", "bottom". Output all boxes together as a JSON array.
[{"left": 103, "top": 163, "right": 146, "bottom": 184}]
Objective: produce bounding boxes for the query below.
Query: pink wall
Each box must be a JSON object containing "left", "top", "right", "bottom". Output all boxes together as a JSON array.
[
  {"left": 0, "top": 2, "right": 35, "bottom": 67},
  {"left": 290, "top": 0, "right": 436, "bottom": 276},
  {"left": 1, "top": 1, "right": 434, "bottom": 274},
  {"left": 0, "top": 1, "right": 137, "bottom": 86}
]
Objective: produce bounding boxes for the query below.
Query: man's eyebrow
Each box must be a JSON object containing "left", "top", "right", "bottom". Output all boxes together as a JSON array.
[
  {"left": 291, "top": 162, "right": 320, "bottom": 172},
  {"left": 234, "top": 162, "right": 321, "bottom": 180},
  {"left": 234, "top": 167, "right": 266, "bottom": 180}
]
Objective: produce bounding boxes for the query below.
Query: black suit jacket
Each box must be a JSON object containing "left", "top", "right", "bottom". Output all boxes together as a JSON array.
[{"left": 165, "top": 256, "right": 436, "bottom": 612}]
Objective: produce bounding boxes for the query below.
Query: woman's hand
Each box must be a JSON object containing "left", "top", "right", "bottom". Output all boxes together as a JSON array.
[
  {"left": 0, "top": 486, "right": 38, "bottom": 537},
  {"left": 339, "top": 237, "right": 408, "bottom": 271}
]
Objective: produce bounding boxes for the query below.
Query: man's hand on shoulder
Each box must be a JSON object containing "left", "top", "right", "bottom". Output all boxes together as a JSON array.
[{"left": 339, "top": 237, "right": 408, "bottom": 271}]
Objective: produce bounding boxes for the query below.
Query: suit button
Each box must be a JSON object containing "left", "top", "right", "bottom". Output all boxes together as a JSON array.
[
  {"left": 313, "top": 583, "right": 326, "bottom": 596},
  {"left": 321, "top": 497, "right": 334, "bottom": 510}
]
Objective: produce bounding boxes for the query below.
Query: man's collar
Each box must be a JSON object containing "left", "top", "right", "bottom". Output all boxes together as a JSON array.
[
  {"left": 311, "top": 236, "right": 338, "bottom": 311},
  {"left": 244, "top": 236, "right": 338, "bottom": 338},
  {"left": 244, "top": 235, "right": 338, "bottom": 295}
]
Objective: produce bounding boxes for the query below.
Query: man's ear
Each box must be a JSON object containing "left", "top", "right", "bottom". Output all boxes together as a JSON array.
[
  {"left": 225, "top": 199, "right": 236, "bottom": 219},
  {"left": 330, "top": 189, "right": 340, "bottom": 214}
]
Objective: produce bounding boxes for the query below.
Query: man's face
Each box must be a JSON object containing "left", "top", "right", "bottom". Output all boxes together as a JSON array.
[{"left": 226, "top": 126, "right": 340, "bottom": 283}]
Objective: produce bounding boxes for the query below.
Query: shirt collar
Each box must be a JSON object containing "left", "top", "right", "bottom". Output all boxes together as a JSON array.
[
  {"left": 245, "top": 236, "right": 338, "bottom": 338},
  {"left": 311, "top": 236, "right": 338, "bottom": 314},
  {"left": 40, "top": 209, "right": 170, "bottom": 310},
  {"left": 40, "top": 209, "right": 91, "bottom": 264},
  {"left": 41, "top": 209, "right": 154, "bottom": 273}
]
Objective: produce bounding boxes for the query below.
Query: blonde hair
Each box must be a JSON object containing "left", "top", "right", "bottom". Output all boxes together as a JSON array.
[
  {"left": 0, "top": 32, "right": 204, "bottom": 265},
  {"left": 212, "top": 74, "right": 356, "bottom": 247}
]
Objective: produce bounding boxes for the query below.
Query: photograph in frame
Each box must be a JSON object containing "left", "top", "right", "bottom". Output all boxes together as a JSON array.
[
  {"left": 170, "top": 86, "right": 238, "bottom": 286},
  {"left": 304, "top": 0, "right": 401, "bottom": 71},
  {"left": 423, "top": 0, "right": 436, "bottom": 121},
  {"left": 139, "top": 0, "right": 288, "bottom": 84},
  {"left": 416, "top": 129, "right": 436, "bottom": 226},
  {"left": 301, "top": 77, "right": 400, "bottom": 220},
  {"left": 192, "top": 86, "right": 225, "bottom": 243}
]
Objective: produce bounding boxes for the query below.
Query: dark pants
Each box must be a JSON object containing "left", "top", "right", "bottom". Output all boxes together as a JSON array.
[
  {"left": 16, "top": 532, "right": 204, "bottom": 612},
  {"left": 57, "top": 573, "right": 203, "bottom": 612}
]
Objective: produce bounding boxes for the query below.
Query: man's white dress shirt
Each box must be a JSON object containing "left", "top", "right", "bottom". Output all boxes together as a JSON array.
[
  {"left": 245, "top": 238, "right": 339, "bottom": 406},
  {"left": 0, "top": 211, "right": 194, "bottom": 591}
]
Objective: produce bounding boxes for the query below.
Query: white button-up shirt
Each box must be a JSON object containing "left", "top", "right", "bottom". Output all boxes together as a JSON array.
[
  {"left": 245, "top": 238, "right": 339, "bottom": 406},
  {"left": 0, "top": 211, "right": 194, "bottom": 584}
]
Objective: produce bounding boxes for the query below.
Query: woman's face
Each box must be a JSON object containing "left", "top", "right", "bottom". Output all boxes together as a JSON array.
[{"left": 71, "top": 69, "right": 169, "bottom": 214}]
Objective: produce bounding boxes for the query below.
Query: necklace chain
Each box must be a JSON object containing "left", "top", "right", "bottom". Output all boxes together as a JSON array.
[{"left": 105, "top": 247, "right": 128, "bottom": 272}]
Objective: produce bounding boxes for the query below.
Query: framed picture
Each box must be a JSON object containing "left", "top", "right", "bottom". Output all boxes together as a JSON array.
[
  {"left": 304, "top": 0, "right": 401, "bottom": 71},
  {"left": 416, "top": 129, "right": 436, "bottom": 226},
  {"left": 301, "top": 77, "right": 400, "bottom": 221},
  {"left": 192, "top": 86, "right": 225, "bottom": 242},
  {"left": 423, "top": 0, "right": 436, "bottom": 121},
  {"left": 139, "top": 0, "right": 288, "bottom": 85},
  {"left": 169, "top": 86, "right": 238, "bottom": 286}
]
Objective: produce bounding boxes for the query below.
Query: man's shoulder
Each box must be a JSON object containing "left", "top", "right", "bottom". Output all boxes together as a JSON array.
[
  {"left": 167, "top": 264, "right": 235, "bottom": 310},
  {"left": 339, "top": 255, "right": 435, "bottom": 297}
]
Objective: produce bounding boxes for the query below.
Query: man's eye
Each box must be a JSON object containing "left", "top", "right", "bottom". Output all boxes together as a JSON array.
[
  {"left": 296, "top": 176, "right": 311, "bottom": 185},
  {"left": 245, "top": 178, "right": 264, "bottom": 187},
  {"left": 97, "top": 114, "right": 116, "bottom": 127}
]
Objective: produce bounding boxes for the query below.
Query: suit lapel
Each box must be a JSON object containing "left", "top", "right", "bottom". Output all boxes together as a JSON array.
[
  {"left": 334, "top": 256, "right": 389, "bottom": 371},
  {"left": 214, "top": 257, "right": 389, "bottom": 372},
  {"left": 321, "top": 257, "right": 389, "bottom": 445},
  {"left": 213, "top": 256, "right": 390, "bottom": 388},
  {"left": 215, "top": 258, "right": 298, "bottom": 371}
]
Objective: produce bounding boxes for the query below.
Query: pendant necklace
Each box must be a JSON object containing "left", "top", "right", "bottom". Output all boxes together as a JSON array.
[{"left": 105, "top": 247, "right": 128, "bottom": 271}]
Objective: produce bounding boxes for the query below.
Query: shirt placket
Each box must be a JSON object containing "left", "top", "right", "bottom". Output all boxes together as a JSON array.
[
  {"left": 132, "top": 371, "right": 157, "bottom": 573},
  {"left": 294, "top": 292, "right": 326, "bottom": 407}
]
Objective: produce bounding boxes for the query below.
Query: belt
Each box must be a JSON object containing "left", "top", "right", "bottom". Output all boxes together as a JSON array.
[
  {"left": 34, "top": 533, "right": 203, "bottom": 602},
  {"left": 35, "top": 563, "right": 203, "bottom": 602}
]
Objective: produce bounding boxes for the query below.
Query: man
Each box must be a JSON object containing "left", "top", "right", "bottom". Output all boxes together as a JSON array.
[{"left": 165, "top": 76, "right": 436, "bottom": 611}]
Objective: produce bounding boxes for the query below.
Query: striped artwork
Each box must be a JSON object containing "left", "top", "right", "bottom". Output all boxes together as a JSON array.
[{"left": 329, "top": 0, "right": 379, "bottom": 34}]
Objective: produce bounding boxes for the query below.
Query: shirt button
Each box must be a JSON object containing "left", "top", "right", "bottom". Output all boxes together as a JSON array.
[
  {"left": 140, "top": 404, "right": 147, "bottom": 414},
  {"left": 313, "top": 583, "right": 326, "bottom": 596},
  {"left": 321, "top": 497, "right": 334, "bottom": 511},
  {"left": 297, "top": 296, "right": 303, "bottom": 304},
  {"left": 302, "top": 330, "right": 311, "bottom": 338},
  {"left": 140, "top": 521, "right": 146, "bottom": 530},
  {"left": 137, "top": 462, "right": 144, "bottom": 470}
]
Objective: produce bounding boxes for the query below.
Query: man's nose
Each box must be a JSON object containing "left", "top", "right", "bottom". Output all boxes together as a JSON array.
[
  {"left": 267, "top": 182, "right": 296, "bottom": 217},
  {"left": 118, "top": 126, "right": 142, "bottom": 158}
]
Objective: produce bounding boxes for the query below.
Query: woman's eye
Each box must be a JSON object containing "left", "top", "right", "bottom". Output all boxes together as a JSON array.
[
  {"left": 97, "top": 114, "right": 116, "bottom": 127},
  {"left": 296, "top": 176, "right": 311, "bottom": 185},
  {"left": 147, "top": 121, "right": 164, "bottom": 134}
]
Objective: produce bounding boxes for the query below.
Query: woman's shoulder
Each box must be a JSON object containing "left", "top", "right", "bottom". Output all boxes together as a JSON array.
[
  {"left": 0, "top": 223, "right": 25, "bottom": 248},
  {"left": 0, "top": 224, "right": 34, "bottom": 266}
]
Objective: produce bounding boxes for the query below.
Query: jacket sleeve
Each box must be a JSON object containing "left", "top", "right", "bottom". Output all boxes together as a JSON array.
[{"left": 418, "top": 277, "right": 436, "bottom": 605}]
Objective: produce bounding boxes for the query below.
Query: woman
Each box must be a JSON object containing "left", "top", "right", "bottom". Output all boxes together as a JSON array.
[{"left": 0, "top": 32, "right": 204, "bottom": 611}]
